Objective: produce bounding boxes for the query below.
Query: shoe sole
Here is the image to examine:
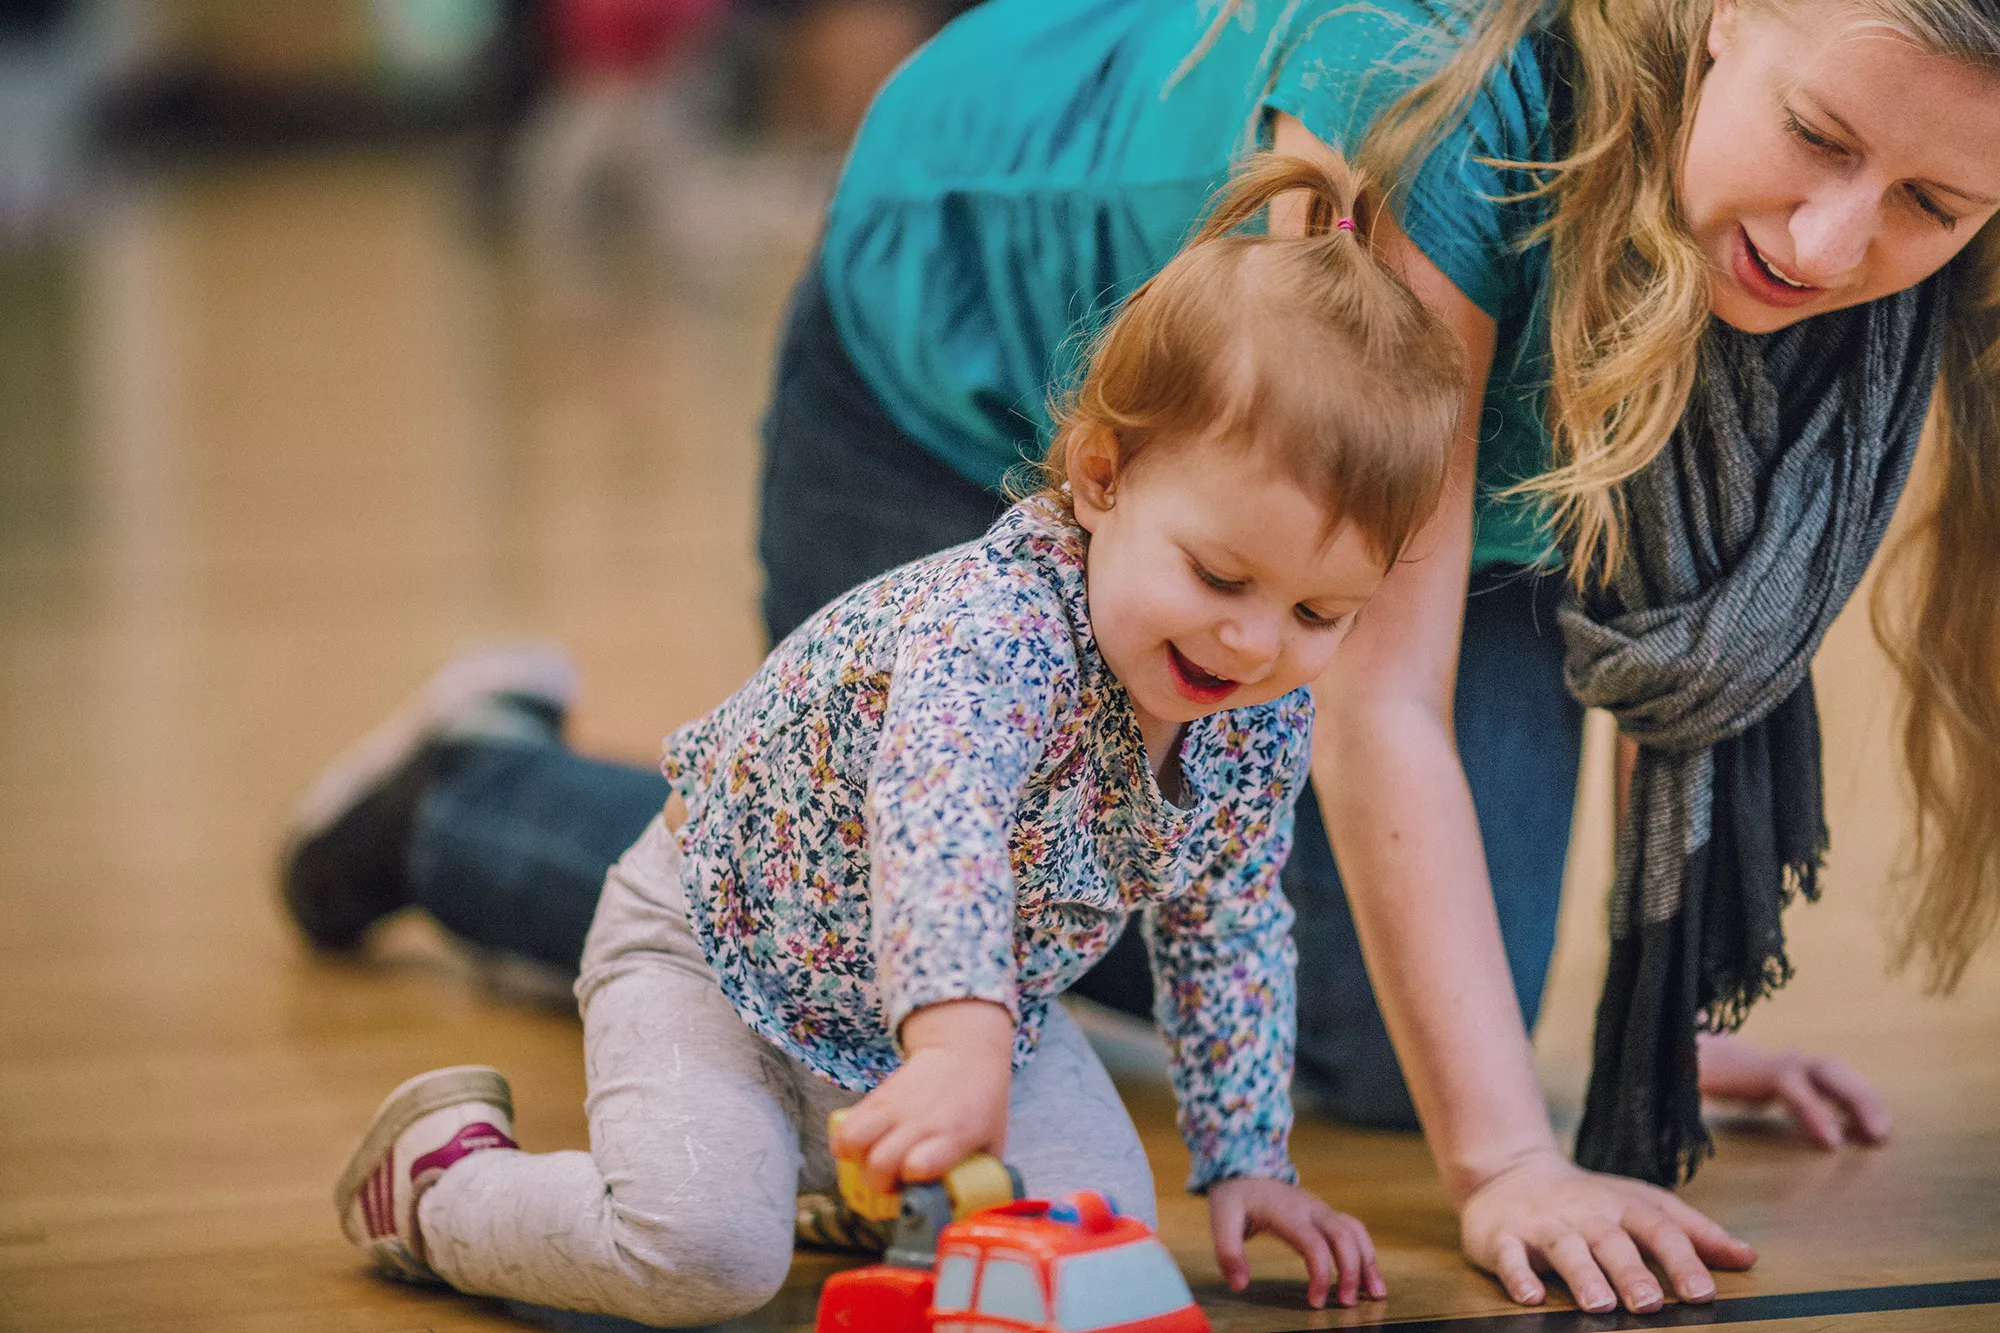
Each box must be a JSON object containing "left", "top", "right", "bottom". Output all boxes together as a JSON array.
[
  {"left": 334, "top": 1064, "right": 514, "bottom": 1234},
  {"left": 285, "top": 645, "right": 577, "bottom": 855}
]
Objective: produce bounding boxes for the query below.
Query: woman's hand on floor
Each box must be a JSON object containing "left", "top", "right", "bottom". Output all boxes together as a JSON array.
[
  {"left": 1206, "top": 1176, "right": 1385, "bottom": 1309},
  {"left": 1697, "top": 1031, "right": 1893, "bottom": 1148},
  {"left": 1459, "top": 1148, "right": 1757, "bottom": 1313},
  {"left": 834, "top": 998, "right": 1015, "bottom": 1194}
]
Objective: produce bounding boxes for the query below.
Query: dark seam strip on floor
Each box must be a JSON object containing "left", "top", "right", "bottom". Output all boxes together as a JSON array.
[{"left": 1269, "top": 1276, "right": 2000, "bottom": 1330}]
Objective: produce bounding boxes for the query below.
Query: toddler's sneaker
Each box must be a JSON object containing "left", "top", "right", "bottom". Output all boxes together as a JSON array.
[
  {"left": 281, "top": 644, "right": 577, "bottom": 949},
  {"left": 335, "top": 1065, "right": 518, "bottom": 1282}
]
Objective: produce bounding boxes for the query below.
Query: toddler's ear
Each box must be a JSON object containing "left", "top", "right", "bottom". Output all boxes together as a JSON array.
[{"left": 1068, "top": 425, "right": 1121, "bottom": 533}]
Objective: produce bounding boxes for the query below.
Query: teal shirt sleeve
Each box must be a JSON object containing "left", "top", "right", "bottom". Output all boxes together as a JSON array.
[
  {"left": 1264, "top": 3, "right": 1562, "bottom": 569},
  {"left": 1262, "top": 0, "right": 1552, "bottom": 323}
]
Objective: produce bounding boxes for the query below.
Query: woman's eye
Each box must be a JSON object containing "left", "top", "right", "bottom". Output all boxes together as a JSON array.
[
  {"left": 1783, "top": 111, "right": 1842, "bottom": 156},
  {"left": 1783, "top": 111, "right": 1957, "bottom": 230},
  {"left": 1909, "top": 187, "right": 1960, "bottom": 230}
]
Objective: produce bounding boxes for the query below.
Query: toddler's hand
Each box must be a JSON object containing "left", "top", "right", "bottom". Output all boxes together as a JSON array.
[
  {"left": 1207, "top": 1176, "right": 1385, "bottom": 1309},
  {"left": 834, "top": 998, "right": 1014, "bottom": 1194}
]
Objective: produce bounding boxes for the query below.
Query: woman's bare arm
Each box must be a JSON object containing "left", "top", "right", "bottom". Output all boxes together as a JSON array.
[{"left": 1269, "top": 111, "right": 1756, "bottom": 1314}]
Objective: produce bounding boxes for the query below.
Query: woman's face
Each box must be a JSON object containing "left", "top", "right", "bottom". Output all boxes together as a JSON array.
[{"left": 1681, "top": 0, "right": 2000, "bottom": 333}]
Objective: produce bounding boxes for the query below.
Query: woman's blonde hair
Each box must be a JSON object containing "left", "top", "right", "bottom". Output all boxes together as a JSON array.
[
  {"left": 1351, "top": 0, "right": 2000, "bottom": 988},
  {"left": 1029, "top": 153, "right": 1467, "bottom": 568}
]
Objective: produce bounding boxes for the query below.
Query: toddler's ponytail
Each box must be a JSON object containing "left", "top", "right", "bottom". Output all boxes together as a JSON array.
[
  {"left": 1187, "top": 152, "right": 1369, "bottom": 249},
  {"left": 1033, "top": 151, "right": 1467, "bottom": 569}
]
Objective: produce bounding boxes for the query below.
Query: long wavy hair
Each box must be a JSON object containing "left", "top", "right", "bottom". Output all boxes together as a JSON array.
[{"left": 1339, "top": 0, "right": 2000, "bottom": 989}]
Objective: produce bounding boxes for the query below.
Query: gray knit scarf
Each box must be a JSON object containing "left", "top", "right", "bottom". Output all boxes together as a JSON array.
[{"left": 1558, "top": 277, "right": 1945, "bottom": 1187}]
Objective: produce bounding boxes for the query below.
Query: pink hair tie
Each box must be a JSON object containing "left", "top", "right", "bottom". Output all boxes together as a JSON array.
[{"left": 1336, "top": 217, "right": 1356, "bottom": 232}]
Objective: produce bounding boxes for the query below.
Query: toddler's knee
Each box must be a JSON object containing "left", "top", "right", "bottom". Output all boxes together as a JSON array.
[{"left": 607, "top": 1213, "right": 792, "bottom": 1325}]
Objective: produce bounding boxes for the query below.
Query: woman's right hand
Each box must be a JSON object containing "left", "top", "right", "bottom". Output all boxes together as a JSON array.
[{"left": 1459, "top": 1149, "right": 1758, "bottom": 1313}]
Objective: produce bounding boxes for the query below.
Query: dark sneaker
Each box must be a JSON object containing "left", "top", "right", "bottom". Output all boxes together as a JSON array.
[{"left": 281, "top": 646, "right": 577, "bottom": 950}]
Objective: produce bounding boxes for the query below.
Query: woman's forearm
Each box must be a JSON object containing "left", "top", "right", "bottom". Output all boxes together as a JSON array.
[
  {"left": 1315, "top": 698, "right": 1561, "bottom": 1206},
  {"left": 1275, "top": 102, "right": 1554, "bottom": 1209}
]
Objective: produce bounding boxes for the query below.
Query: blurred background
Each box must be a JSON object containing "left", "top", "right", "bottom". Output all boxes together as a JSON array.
[
  {"left": 2, "top": 4, "right": 1996, "bottom": 1328},
  {"left": 0, "top": 0, "right": 976, "bottom": 860},
  {"left": 0, "top": 0, "right": 973, "bottom": 291},
  {"left": 0, "top": 3, "right": 975, "bottom": 1325}
]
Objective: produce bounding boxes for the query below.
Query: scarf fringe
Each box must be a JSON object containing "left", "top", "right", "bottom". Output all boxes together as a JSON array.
[
  {"left": 1698, "top": 855, "right": 1820, "bottom": 1031},
  {"left": 1666, "top": 1134, "right": 1716, "bottom": 1188},
  {"left": 1785, "top": 854, "right": 1825, "bottom": 906},
  {"left": 1700, "top": 953, "right": 1794, "bottom": 1032}
]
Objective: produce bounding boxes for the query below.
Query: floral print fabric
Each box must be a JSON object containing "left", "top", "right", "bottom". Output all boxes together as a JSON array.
[{"left": 658, "top": 499, "right": 1311, "bottom": 1188}]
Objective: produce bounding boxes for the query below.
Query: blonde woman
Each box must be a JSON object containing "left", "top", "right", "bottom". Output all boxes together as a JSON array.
[{"left": 283, "top": 0, "right": 2000, "bottom": 1315}]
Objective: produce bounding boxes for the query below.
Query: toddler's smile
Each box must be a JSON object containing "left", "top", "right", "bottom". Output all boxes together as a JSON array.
[{"left": 1168, "top": 644, "right": 1239, "bottom": 705}]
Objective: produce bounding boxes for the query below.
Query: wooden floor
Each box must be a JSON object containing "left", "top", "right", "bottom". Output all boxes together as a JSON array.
[{"left": 1, "top": 153, "right": 1995, "bottom": 1332}]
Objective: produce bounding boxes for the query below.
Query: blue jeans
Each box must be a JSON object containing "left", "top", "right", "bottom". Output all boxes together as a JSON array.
[{"left": 409, "top": 258, "right": 1582, "bottom": 1130}]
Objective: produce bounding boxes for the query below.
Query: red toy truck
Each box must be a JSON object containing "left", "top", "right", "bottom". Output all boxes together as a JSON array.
[{"left": 814, "top": 1113, "right": 1211, "bottom": 1333}]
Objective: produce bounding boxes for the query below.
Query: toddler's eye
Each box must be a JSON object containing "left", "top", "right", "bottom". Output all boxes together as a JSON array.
[
  {"left": 1191, "top": 560, "right": 1244, "bottom": 592},
  {"left": 1295, "top": 605, "right": 1347, "bottom": 630}
]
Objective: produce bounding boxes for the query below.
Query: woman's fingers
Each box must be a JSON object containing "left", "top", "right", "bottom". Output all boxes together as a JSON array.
[
  {"left": 1701, "top": 1036, "right": 1893, "bottom": 1149},
  {"left": 1650, "top": 1189, "right": 1758, "bottom": 1270},
  {"left": 1463, "top": 1157, "right": 1754, "bottom": 1313},
  {"left": 1627, "top": 1204, "right": 1714, "bottom": 1303},
  {"left": 1775, "top": 1059, "right": 1846, "bottom": 1146},
  {"left": 1208, "top": 1188, "right": 1251, "bottom": 1292},
  {"left": 1809, "top": 1057, "right": 1893, "bottom": 1143},
  {"left": 1585, "top": 1223, "right": 1662, "bottom": 1312},
  {"left": 1490, "top": 1234, "right": 1544, "bottom": 1305},
  {"left": 1544, "top": 1231, "right": 1616, "bottom": 1314}
]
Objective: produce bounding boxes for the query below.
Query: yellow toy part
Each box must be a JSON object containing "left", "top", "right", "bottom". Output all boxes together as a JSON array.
[{"left": 826, "top": 1110, "right": 1018, "bottom": 1223}]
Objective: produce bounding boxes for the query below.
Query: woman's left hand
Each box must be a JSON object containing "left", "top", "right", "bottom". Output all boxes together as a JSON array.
[
  {"left": 1697, "top": 1032, "right": 1893, "bottom": 1147},
  {"left": 1206, "top": 1176, "right": 1386, "bottom": 1309}
]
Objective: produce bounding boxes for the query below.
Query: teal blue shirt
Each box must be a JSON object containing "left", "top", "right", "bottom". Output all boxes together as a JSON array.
[{"left": 823, "top": 0, "right": 1562, "bottom": 570}]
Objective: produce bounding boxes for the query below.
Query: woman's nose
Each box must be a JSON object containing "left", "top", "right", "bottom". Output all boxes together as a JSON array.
[{"left": 1788, "top": 182, "right": 1877, "bottom": 285}]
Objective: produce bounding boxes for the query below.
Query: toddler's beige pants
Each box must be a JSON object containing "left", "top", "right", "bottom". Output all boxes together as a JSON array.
[{"left": 420, "top": 814, "right": 1157, "bottom": 1327}]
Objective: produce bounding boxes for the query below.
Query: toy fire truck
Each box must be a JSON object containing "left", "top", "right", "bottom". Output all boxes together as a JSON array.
[{"left": 814, "top": 1112, "right": 1212, "bottom": 1333}]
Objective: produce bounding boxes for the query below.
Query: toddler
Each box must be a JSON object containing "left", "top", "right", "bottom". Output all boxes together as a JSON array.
[{"left": 332, "top": 150, "right": 1467, "bottom": 1323}]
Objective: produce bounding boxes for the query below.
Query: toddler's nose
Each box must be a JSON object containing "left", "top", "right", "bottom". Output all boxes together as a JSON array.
[{"left": 1214, "top": 617, "right": 1280, "bottom": 681}]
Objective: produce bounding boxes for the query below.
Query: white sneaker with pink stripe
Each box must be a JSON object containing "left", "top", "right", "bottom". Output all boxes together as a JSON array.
[{"left": 335, "top": 1065, "right": 518, "bottom": 1282}]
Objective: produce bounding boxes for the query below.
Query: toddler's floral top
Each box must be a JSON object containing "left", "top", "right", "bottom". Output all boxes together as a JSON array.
[{"left": 660, "top": 499, "right": 1311, "bottom": 1189}]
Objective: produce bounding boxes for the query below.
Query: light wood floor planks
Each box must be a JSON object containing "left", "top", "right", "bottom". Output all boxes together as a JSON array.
[{"left": 1, "top": 153, "right": 1995, "bottom": 1333}]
